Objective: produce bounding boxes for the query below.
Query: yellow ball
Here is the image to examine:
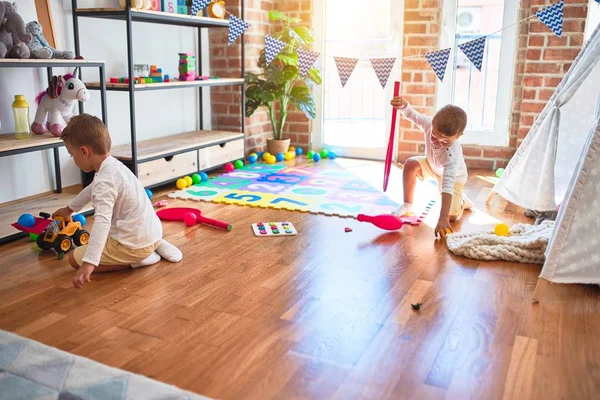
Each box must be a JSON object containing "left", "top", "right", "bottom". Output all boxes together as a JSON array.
[
  {"left": 249, "top": 152, "right": 257, "bottom": 158},
  {"left": 184, "top": 176, "right": 193, "bottom": 187},
  {"left": 266, "top": 156, "right": 276, "bottom": 164},
  {"left": 289, "top": 146, "right": 296, "bottom": 151},
  {"left": 494, "top": 223, "right": 510, "bottom": 236},
  {"left": 262, "top": 152, "right": 271, "bottom": 161},
  {"left": 176, "top": 178, "right": 187, "bottom": 190},
  {"left": 284, "top": 152, "right": 293, "bottom": 161},
  {"left": 290, "top": 151, "right": 296, "bottom": 159}
]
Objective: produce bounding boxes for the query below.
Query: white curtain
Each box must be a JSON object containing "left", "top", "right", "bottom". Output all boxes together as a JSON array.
[{"left": 492, "top": 24, "right": 600, "bottom": 211}]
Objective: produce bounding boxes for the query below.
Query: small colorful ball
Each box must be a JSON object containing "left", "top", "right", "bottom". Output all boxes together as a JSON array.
[
  {"left": 256, "top": 151, "right": 263, "bottom": 159},
  {"left": 199, "top": 172, "right": 208, "bottom": 182},
  {"left": 73, "top": 214, "right": 86, "bottom": 226},
  {"left": 192, "top": 173, "right": 201, "bottom": 184},
  {"left": 289, "top": 146, "right": 296, "bottom": 152},
  {"left": 312, "top": 153, "right": 321, "bottom": 162},
  {"left": 184, "top": 176, "right": 193, "bottom": 187},
  {"left": 176, "top": 178, "right": 187, "bottom": 190},
  {"left": 145, "top": 188, "right": 153, "bottom": 199},
  {"left": 494, "top": 223, "right": 510, "bottom": 237},
  {"left": 262, "top": 152, "right": 271, "bottom": 161},
  {"left": 234, "top": 159, "right": 244, "bottom": 169},
  {"left": 249, "top": 152, "right": 257, "bottom": 158},
  {"left": 248, "top": 154, "right": 257, "bottom": 164},
  {"left": 296, "top": 147, "right": 303, "bottom": 156},
  {"left": 29, "top": 233, "right": 39, "bottom": 242},
  {"left": 184, "top": 212, "right": 197, "bottom": 227},
  {"left": 328, "top": 151, "right": 337, "bottom": 159},
  {"left": 266, "top": 156, "right": 276, "bottom": 164},
  {"left": 307, "top": 150, "right": 315, "bottom": 159},
  {"left": 289, "top": 151, "right": 296, "bottom": 159},
  {"left": 224, "top": 163, "right": 235, "bottom": 172},
  {"left": 495, "top": 168, "right": 505, "bottom": 178},
  {"left": 284, "top": 152, "right": 293, "bottom": 161},
  {"left": 320, "top": 149, "right": 329, "bottom": 158},
  {"left": 18, "top": 213, "right": 35, "bottom": 228},
  {"left": 276, "top": 152, "right": 285, "bottom": 162}
]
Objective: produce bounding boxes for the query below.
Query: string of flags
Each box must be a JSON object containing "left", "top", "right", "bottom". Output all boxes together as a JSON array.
[
  {"left": 263, "top": 0, "right": 567, "bottom": 86},
  {"left": 191, "top": 0, "right": 250, "bottom": 45}
]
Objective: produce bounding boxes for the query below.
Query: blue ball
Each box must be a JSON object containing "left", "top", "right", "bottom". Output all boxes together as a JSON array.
[
  {"left": 295, "top": 147, "right": 303, "bottom": 156},
  {"left": 145, "top": 188, "right": 153, "bottom": 199},
  {"left": 276, "top": 152, "right": 285, "bottom": 162},
  {"left": 199, "top": 172, "right": 208, "bottom": 182},
  {"left": 18, "top": 213, "right": 35, "bottom": 228},
  {"left": 248, "top": 154, "right": 257, "bottom": 164},
  {"left": 73, "top": 214, "right": 87, "bottom": 226},
  {"left": 312, "top": 153, "right": 321, "bottom": 162},
  {"left": 328, "top": 151, "right": 337, "bottom": 159},
  {"left": 255, "top": 151, "right": 263, "bottom": 158}
]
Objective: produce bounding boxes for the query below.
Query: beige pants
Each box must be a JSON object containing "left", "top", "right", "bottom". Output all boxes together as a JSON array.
[
  {"left": 73, "top": 236, "right": 159, "bottom": 267},
  {"left": 414, "top": 156, "right": 465, "bottom": 218}
]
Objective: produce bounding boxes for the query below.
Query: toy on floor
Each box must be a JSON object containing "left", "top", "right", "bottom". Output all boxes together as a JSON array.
[
  {"left": 248, "top": 154, "right": 258, "bottom": 163},
  {"left": 12, "top": 212, "right": 89, "bottom": 259},
  {"left": 357, "top": 213, "right": 403, "bottom": 231},
  {"left": 494, "top": 223, "right": 510, "bottom": 236},
  {"left": 157, "top": 207, "right": 232, "bottom": 231},
  {"left": 251, "top": 221, "right": 297, "bottom": 237},
  {"left": 313, "top": 153, "right": 321, "bottom": 162},
  {"left": 154, "top": 200, "right": 168, "bottom": 208},
  {"left": 397, "top": 200, "right": 436, "bottom": 226},
  {"left": 306, "top": 150, "right": 314, "bottom": 159},
  {"left": 383, "top": 81, "right": 401, "bottom": 192},
  {"left": 296, "top": 147, "right": 303, "bottom": 155},
  {"left": 344, "top": 227, "right": 353, "bottom": 232},
  {"left": 176, "top": 176, "right": 195, "bottom": 190},
  {"left": 145, "top": 188, "right": 153, "bottom": 199},
  {"left": 224, "top": 163, "right": 235, "bottom": 172},
  {"left": 234, "top": 160, "right": 244, "bottom": 169}
]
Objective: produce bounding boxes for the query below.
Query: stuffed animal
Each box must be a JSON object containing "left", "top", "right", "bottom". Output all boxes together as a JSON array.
[
  {"left": 26, "top": 21, "right": 74, "bottom": 59},
  {"left": 0, "top": 1, "right": 31, "bottom": 59},
  {"left": 31, "top": 68, "right": 90, "bottom": 137}
]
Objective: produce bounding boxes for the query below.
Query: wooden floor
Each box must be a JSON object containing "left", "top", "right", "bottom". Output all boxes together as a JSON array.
[{"left": 1, "top": 159, "right": 599, "bottom": 400}]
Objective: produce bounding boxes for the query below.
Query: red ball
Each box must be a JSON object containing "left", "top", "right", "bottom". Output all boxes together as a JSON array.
[
  {"left": 224, "top": 163, "right": 235, "bottom": 172},
  {"left": 183, "top": 212, "right": 197, "bottom": 226}
]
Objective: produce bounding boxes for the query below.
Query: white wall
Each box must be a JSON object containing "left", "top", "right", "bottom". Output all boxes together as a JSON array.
[
  {"left": 0, "top": 0, "right": 208, "bottom": 203},
  {"left": 586, "top": 0, "right": 600, "bottom": 42}
]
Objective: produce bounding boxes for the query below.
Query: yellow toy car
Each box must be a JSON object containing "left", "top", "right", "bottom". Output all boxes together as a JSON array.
[{"left": 36, "top": 212, "right": 89, "bottom": 258}]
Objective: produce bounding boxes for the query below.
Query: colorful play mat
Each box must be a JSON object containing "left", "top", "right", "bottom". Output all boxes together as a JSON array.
[{"left": 168, "top": 160, "right": 403, "bottom": 218}]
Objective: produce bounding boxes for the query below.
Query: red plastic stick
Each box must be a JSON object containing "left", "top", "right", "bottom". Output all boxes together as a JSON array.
[
  {"left": 383, "top": 81, "right": 401, "bottom": 192},
  {"left": 357, "top": 213, "right": 403, "bottom": 231},
  {"left": 157, "top": 207, "right": 232, "bottom": 231}
]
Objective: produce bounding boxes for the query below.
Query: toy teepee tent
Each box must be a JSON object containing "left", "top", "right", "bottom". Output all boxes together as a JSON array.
[{"left": 486, "top": 24, "right": 600, "bottom": 297}]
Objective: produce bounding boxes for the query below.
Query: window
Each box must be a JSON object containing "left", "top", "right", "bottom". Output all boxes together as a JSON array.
[
  {"left": 586, "top": 0, "right": 600, "bottom": 42},
  {"left": 436, "top": 0, "right": 519, "bottom": 147}
]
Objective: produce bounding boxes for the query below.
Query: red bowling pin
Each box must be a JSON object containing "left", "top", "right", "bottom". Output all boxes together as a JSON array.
[{"left": 357, "top": 213, "right": 403, "bottom": 231}]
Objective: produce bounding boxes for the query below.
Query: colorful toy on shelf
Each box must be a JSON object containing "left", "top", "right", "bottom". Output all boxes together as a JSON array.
[
  {"left": 207, "top": 0, "right": 227, "bottom": 19},
  {"left": 251, "top": 221, "right": 297, "bottom": 237},
  {"left": 178, "top": 53, "right": 196, "bottom": 81},
  {"left": 357, "top": 213, "right": 403, "bottom": 231},
  {"left": 149, "top": 65, "right": 164, "bottom": 83},
  {"left": 224, "top": 163, "right": 235, "bottom": 172},
  {"left": 234, "top": 159, "right": 244, "bottom": 169},
  {"left": 134, "top": 64, "right": 150, "bottom": 78},
  {"left": 31, "top": 68, "right": 91, "bottom": 137},
  {"left": 176, "top": 0, "right": 188, "bottom": 14},
  {"left": 12, "top": 212, "right": 90, "bottom": 259},
  {"left": 157, "top": 207, "right": 232, "bottom": 231}
]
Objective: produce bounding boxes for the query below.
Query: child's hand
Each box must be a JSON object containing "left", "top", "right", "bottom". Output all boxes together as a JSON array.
[
  {"left": 73, "top": 263, "right": 94, "bottom": 289},
  {"left": 435, "top": 217, "right": 453, "bottom": 239},
  {"left": 53, "top": 206, "right": 73, "bottom": 220},
  {"left": 390, "top": 96, "right": 407, "bottom": 109}
]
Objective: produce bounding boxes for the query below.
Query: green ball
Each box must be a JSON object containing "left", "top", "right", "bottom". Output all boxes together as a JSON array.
[
  {"left": 192, "top": 173, "right": 201, "bottom": 184},
  {"left": 320, "top": 149, "right": 329, "bottom": 158},
  {"left": 234, "top": 159, "right": 244, "bottom": 169},
  {"left": 495, "top": 168, "right": 505, "bottom": 178},
  {"left": 29, "top": 233, "right": 39, "bottom": 242},
  {"left": 307, "top": 150, "right": 315, "bottom": 159}
]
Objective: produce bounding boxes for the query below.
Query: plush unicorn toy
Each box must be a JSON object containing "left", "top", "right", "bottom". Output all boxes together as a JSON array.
[{"left": 31, "top": 68, "right": 90, "bottom": 137}]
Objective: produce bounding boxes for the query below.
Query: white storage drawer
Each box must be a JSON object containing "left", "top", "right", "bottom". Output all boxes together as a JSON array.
[
  {"left": 138, "top": 150, "right": 198, "bottom": 186},
  {"left": 198, "top": 139, "right": 244, "bottom": 170}
]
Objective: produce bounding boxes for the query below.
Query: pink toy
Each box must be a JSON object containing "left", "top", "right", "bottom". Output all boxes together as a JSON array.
[
  {"left": 357, "top": 213, "right": 403, "bottom": 231},
  {"left": 224, "top": 163, "right": 235, "bottom": 172},
  {"left": 184, "top": 212, "right": 197, "bottom": 226},
  {"left": 157, "top": 207, "right": 232, "bottom": 231},
  {"left": 383, "top": 81, "right": 401, "bottom": 192},
  {"left": 31, "top": 68, "right": 90, "bottom": 137},
  {"left": 153, "top": 200, "right": 168, "bottom": 208}
]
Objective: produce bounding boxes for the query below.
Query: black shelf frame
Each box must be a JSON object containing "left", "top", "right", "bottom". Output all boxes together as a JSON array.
[{"left": 72, "top": 1, "right": 247, "bottom": 179}]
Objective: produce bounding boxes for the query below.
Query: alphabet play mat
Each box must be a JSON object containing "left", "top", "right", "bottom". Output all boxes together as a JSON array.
[{"left": 168, "top": 160, "right": 404, "bottom": 218}]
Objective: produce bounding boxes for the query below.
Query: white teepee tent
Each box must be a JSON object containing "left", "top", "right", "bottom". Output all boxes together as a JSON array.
[{"left": 487, "top": 23, "right": 600, "bottom": 297}]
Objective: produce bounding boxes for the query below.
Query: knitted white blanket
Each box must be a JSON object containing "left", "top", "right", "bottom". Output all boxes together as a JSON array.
[{"left": 446, "top": 221, "right": 555, "bottom": 264}]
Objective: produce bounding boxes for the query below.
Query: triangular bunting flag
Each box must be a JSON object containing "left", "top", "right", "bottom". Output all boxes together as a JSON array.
[
  {"left": 536, "top": 0, "right": 564, "bottom": 37},
  {"left": 458, "top": 37, "right": 486, "bottom": 71},
  {"left": 191, "top": 0, "right": 211, "bottom": 16},
  {"left": 228, "top": 14, "right": 250, "bottom": 45},
  {"left": 297, "top": 48, "right": 320, "bottom": 77},
  {"left": 264, "top": 35, "right": 286, "bottom": 65},
  {"left": 425, "top": 48, "right": 451, "bottom": 82},
  {"left": 334, "top": 57, "right": 359, "bottom": 87},
  {"left": 369, "top": 58, "right": 396, "bottom": 88}
]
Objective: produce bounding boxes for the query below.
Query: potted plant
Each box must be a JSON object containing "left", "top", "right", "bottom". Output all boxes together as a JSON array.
[{"left": 245, "top": 10, "right": 322, "bottom": 155}]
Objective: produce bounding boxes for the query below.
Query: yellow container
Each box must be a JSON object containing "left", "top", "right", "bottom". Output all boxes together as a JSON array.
[{"left": 12, "top": 95, "right": 31, "bottom": 140}]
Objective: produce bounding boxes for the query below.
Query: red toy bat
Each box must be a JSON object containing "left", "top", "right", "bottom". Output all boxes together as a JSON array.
[
  {"left": 156, "top": 207, "right": 232, "bottom": 231},
  {"left": 357, "top": 213, "right": 403, "bottom": 231},
  {"left": 383, "top": 81, "right": 401, "bottom": 192}
]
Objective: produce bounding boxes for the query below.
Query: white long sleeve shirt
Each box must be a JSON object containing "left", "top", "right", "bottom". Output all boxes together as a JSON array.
[
  {"left": 399, "top": 103, "right": 468, "bottom": 194},
  {"left": 68, "top": 156, "right": 163, "bottom": 266}
]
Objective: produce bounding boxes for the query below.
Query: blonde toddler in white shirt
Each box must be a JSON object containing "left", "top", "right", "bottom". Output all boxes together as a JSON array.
[{"left": 53, "top": 114, "right": 182, "bottom": 289}]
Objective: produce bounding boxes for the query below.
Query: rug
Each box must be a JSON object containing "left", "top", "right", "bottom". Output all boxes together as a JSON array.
[
  {"left": 168, "top": 160, "right": 408, "bottom": 218},
  {"left": 0, "top": 329, "right": 211, "bottom": 400}
]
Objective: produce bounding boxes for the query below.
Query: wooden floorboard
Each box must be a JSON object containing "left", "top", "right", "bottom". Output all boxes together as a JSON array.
[{"left": 0, "top": 159, "right": 599, "bottom": 400}]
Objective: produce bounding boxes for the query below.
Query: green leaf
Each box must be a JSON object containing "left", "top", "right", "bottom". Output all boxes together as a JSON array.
[
  {"left": 291, "top": 26, "right": 314, "bottom": 44},
  {"left": 289, "top": 85, "right": 316, "bottom": 120},
  {"left": 269, "top": 10, "right": 301, "bottom": 23},
  {"left": 306, "top": 67, "right": 322, "bottom": 85},
  {"left": 276, "top": 54, "right": 298, "bottom": 66}
]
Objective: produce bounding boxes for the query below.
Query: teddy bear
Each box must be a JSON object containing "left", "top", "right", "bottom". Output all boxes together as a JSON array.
[
  {"left": 26, "top": 21, "right": 74, "bottom": 59},
  {"left": 0, "top": 1, "right": 31, "bottom": 59}
]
